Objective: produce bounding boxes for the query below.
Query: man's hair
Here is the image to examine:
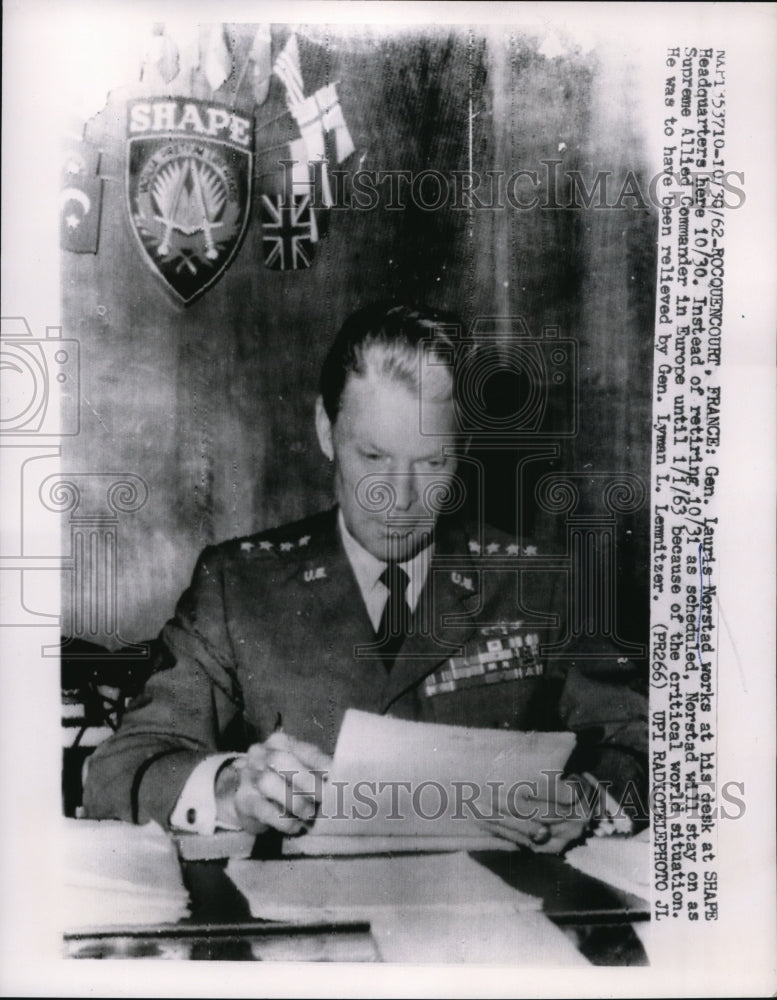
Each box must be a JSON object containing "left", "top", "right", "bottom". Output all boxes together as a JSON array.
[{"left": 319, "top": 301, "right": 464, "bottom": 423}]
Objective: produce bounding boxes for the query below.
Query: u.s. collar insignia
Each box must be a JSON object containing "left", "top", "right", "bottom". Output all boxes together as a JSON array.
[
  {"left": 126, "top": 99, "right": 252, "bottom": 304},
  {"left": 450, "top": 571, "right": 474, "bottom": 592}
]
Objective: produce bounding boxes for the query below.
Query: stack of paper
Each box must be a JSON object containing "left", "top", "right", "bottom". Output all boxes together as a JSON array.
[
  {"left": 564, "top": 828, "right": 651, "bottom": 900},
  {"left": 63, "top": 819, "right": 190, "bottom": 928},
  {"left": 287, "top": 710, "right": 575, "bottom": 854}
]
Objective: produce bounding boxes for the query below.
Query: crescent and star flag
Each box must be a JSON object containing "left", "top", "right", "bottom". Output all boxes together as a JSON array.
[
  {"left": 126, "top": 97, "right": 252, "bottom": 304},
  {"left": 61, "top": 140, "right": 103, "bottom": 254}
]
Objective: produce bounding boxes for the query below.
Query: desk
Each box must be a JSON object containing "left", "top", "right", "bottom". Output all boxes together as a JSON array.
[{"left": 65, "top": 835, "right": 649, "bottom": 964}]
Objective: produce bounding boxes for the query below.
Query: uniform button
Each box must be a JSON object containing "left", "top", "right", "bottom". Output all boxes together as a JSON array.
[{"left": 186, "top": 808, "right": 197, "bottom": 825}]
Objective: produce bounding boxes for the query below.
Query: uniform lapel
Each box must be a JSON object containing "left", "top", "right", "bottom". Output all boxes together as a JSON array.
[
  {"left": 380, "top": 519, "right": 482, "bottom": 711},
  {"left": 289, "top": 508, "right": 383, "bottom": 676}
]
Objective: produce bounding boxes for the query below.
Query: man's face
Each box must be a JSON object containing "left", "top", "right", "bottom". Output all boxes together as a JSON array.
[{"left": 316, "top": 367, "right": 460, "bottom": 562}]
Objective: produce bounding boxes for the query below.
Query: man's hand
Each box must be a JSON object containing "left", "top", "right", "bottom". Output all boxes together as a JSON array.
[
  {"left": 215, "top": 732, "right": 332, "bottom": 836},
  {"left": 477, "top": 775, "right": 592, "bottom": 854}
]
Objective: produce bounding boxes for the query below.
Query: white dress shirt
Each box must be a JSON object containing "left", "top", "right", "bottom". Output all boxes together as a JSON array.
[{"left": 336, "top": 508, "right": 431, "bottom": 629}]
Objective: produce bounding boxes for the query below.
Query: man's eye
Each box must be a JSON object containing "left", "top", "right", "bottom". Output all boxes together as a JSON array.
[{"left": 362, "top": 452, "right": 383, "bottom": 462}]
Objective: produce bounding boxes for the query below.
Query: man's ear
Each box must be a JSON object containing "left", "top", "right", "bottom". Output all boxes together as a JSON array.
[{"left": 315, "top": 396, "right": 334, "bottom": 462}]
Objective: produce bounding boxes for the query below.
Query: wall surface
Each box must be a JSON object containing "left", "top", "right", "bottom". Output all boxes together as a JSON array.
[{"left": 60, "top": 24, "right": 656, "bottom": 648}]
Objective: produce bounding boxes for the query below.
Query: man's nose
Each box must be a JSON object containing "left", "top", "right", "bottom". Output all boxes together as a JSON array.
[{"left": 391, "top": 469, "right": 418, "bottom": 513}]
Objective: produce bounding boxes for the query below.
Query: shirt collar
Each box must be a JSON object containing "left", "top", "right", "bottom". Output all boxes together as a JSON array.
[{"left": 337, "top": 508, "right": 433, "bottom": 609}]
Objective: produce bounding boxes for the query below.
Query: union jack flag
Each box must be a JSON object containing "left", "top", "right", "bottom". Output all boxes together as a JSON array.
[{"left": 260, "top": 193, "right": 315, "bottom": 270}]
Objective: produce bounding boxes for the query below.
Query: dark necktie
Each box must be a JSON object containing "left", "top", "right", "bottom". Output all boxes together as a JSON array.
[{"left": 376, "top": 564, "right": 411, "bottom": 672}]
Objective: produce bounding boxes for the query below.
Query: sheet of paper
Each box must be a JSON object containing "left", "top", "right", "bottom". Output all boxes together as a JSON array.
[
  {"left": 310, "top": 709, "right": 576, "bottom": 841},
  {"left": 226, "top": 851, "right": 541, "bottom": 923},
  {"left": 283, "top": 834, "right": 518, "bottom": 856},
  {"left": 370, "top": 908, "right": 589, "bottom": 966},
  {"left": 62, "top": 819, "right": 190, "bottom": 929},
  {"left": 564, "top": 828, "right": 650, "bottom": 901}
]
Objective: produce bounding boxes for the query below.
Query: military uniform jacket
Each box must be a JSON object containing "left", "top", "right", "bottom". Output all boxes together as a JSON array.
[{"left": 84, "top": 508, "right": 648, "bottom": 826}]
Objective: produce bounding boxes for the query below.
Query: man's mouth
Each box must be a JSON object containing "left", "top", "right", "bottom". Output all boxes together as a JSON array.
[{"left": 381, "top": 524, "right": 422, "bottom": 537}]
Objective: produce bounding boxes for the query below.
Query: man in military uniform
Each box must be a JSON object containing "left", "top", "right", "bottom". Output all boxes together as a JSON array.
[{"left": 84, "top": 302, "right": 648, "bottom": 853}]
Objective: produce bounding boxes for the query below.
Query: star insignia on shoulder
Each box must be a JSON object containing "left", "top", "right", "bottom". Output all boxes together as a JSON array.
[
  {"left": 524, "top": 545, "right": 538, "bottom": 556},
  {"left": 506, "top": 543, "right": 521, "bottom": 555},
  {"left": 486, "top": 542, "right": 500, "bottom": 554},
  {"left": 298, "top": 535, "right": 311, "bottom": 547},
  {"left": 240, "top": 541, "right": 255, "bottom": 553},
  {"left": 468, "top": 540, "right": 481, "bottom": 554},
  {"left": 259, "top": 540, "right": 273, "bottom": 551},
  {"left": 280, "top": 541, "right": 293, "bottom": 552}
]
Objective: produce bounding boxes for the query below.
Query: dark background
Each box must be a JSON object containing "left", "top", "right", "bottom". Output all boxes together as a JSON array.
[{"left": 60, "top": 24, "right": 656, "bottom": 650}]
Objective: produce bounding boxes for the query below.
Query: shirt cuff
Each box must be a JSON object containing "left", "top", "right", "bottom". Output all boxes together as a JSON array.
[
  {"left": 581, "top": 771, "right": 635, "bottom": 836},
  {"left": 169, "top": 753, "right": 245, "bottom": 835}
]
